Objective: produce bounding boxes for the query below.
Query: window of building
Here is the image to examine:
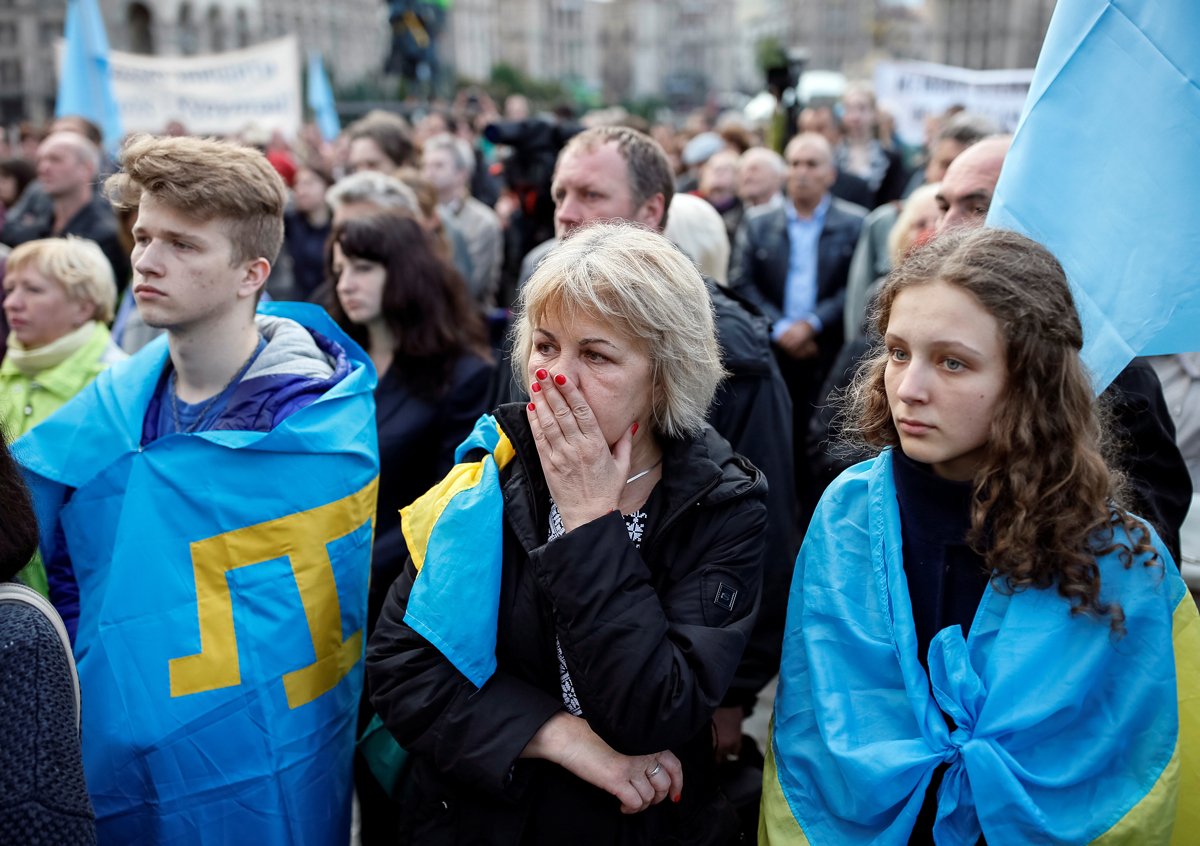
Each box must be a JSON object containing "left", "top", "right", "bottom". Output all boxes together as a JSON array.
[
  {"left": 0, "top": 59, "right": 22, "bottom": 87},
  {"left": 128, "top": 2, "right": 155, "bottom": 54}
]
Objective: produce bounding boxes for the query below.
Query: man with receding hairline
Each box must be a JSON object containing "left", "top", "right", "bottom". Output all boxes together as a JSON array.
[
  {"left": 935, "top": 135, "right": 1011, "bottom": 233},
  {"left": 2, "top": 131, "right": 129, "bottom": 287},
  {"left": 731, "top": 132, "right": 866, "bottom": 520}
]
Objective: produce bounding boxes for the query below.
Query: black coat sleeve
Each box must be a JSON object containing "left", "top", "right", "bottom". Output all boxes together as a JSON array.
[
  {"left": 1106, "top": 359, "right": 1191, "bottom": 562},
  {"left": 366, "top": 559, "right": 563, "bottom": 798},
  {"left": 528, "top": 493, "right": 767, "bottom": 756},
  {"left": 729, "top": 221, "right": 785, "bottom": 327}
]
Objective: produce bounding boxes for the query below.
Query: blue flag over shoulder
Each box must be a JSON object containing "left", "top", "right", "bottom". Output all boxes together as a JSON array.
[
  {"left": 988, "top": 0, "right": 1200, "bottom": 391},
  {"left": 14, "top": 303, "right": 378, "bottom": 845}
]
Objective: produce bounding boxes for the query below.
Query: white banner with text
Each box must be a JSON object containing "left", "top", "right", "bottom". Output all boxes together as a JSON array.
[
  {"left": 102, "top": 37, "right": 301, "bottom": 138},
  {"left": 874, "top": 61, "right": 1035, "bottom": 147}
]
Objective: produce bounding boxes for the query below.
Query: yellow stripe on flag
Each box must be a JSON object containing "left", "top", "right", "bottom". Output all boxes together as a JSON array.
[
  {"left": 759, "top": 723, "right": 813, "bottom": 846},
  {"left": 400, "top": 428, "right": 514, "bottom": 572}
]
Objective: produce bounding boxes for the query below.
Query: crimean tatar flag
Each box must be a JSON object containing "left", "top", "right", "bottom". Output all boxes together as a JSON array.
[
  {"left": 988, "top": 0, "right": 1200, "bottom": 391},
  {"left": 14, "top": 302, "right": 378, "bottom": 845}
]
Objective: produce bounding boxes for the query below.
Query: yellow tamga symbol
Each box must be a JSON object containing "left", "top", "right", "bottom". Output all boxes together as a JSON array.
[{"left": 169, "top": 477, "right": 378, "bottom": 709}]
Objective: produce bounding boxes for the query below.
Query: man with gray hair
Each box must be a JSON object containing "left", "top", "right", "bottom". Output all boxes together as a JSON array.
[
  {"left": 737, "top": 147, "right": 787, "bottom": 211},
  {"left": 423, "top": 132, "right": 502, "bottom": 307},
  {"left": 2, "top": 131, "right": 129, "bottom": 288},
  {"left": 325, "top": 170, "right": 419, "bottom": 227}
]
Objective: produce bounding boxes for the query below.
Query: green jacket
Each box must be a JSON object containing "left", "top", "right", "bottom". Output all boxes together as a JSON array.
[
  {"left": 1, "top": 322, "right": 124, "bottom": 441},
  {"left": 2, "top": 322, "right": 125, "bottom": 596}
]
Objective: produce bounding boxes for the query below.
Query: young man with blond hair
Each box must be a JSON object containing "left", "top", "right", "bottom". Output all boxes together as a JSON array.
[{"left": 16, "top": 134, "right": 379, "bottom": 844}]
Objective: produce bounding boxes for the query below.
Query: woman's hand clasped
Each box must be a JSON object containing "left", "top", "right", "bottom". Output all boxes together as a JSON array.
[
  {"left": 523, "top": 712, "right": 682, "bottom": 814},
  {"left": 526, "top": 369, "right": 634, "bottom": 531}
]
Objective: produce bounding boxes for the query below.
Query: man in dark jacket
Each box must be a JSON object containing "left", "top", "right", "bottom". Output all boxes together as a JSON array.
[
  {"left": 729, "top": 132, "right": 866, "bottom": 518},
  {"left": 513, "top": 125, "right": 798, "bottom": 773},
  {"left": 2, "top": 132, "right": 130, "bottom": 290}
]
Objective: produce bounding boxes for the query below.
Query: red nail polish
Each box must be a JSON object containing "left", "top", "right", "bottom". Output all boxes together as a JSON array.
[
  {"left": 531, "top": 382, "right": 541, "bottom": 393},
  {"left": 554, "top": 374, "right": 566, "bottom": 386},
  {"left": 672, "top": 794, "right": 681, "bottom": 803},
  {"left": 527, "top": 402, "right": 536, "bottom": 411},
  {"left": 535, "top": 368, "right": 548, "bottom": 380},
  {"left": 631, "top": 422, "right": 639, "bottom": 436}
]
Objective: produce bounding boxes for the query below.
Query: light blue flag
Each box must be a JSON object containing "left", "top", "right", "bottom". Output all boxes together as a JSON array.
[
  {"left": 307, "top": 52, "right": 341, "bottom": 143},
  {"left": 988, "top": 0, "right": 1200, "bottom": 392},
  {"left": 14, "top": 302, "right": 379, "bottom": 845},
  {"left": 762, "top": 450, "right": 1196, "bottom": 844},
  {"left": 56, "top": 0, "right": 123, "bottom": 157}
]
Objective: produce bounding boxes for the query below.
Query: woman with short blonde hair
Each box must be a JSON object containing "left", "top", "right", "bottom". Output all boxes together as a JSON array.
[
  {"left": 368, "top": 222, "right": 765, "bottom": 845},
  {"left": 2, "top": 236, "right": 125, "bottom": 439}
]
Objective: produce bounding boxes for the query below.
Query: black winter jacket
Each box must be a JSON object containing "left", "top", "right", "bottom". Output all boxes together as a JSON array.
[{"left": 366, "top": 402, "right": 767, "bottom": 845}]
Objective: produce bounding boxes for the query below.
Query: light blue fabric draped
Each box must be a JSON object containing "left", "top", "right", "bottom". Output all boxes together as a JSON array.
[
  {"left": 767, "top": 450, "right": 1185, "bottom": 844},
  {"left": 14, "top": 302, "right": 379, "bottom": 845}
]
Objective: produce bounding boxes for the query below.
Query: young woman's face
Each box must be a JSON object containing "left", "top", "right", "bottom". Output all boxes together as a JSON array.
[
  {"left": 332, "top": 242, "right": 387, "bottom": 326},
  {"left": 883, "top": 280, "right": 1007, "bottom": 481}
]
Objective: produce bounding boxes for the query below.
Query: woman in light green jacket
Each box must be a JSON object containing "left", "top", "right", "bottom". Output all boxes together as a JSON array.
[
  {"left": 2, "top": 236, "right": 125, "bottom": 593},
  {"left": 2, "top": 236, "right": 126, "bottom": 439}
]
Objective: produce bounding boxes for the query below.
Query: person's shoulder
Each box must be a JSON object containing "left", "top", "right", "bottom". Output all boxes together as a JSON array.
[
  {"left": 817, "top": 452, "right": 885, "bottom": 515},
  {"left": 464, "top": 195, "right": 501, "bottom": 224},
  {"left": 830, "top": 196, "right": 869, "bottom": 222},
  {"left": 742, "top": 201, "right": 786, "bottom": 228},
  {"left": 704, "top": 279, "right": 773, "bottom": 366}
]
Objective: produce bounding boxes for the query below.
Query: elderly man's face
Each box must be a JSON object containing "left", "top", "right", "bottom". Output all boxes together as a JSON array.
[
  {"left": 935, "top": 140, "right": 1008, "bottom": 232},
  {"left": 551, "top": 142, "right": 662, "bottom": 239},
  {"left": 785, "top": 137, "right": 836, "bottom": 211}
]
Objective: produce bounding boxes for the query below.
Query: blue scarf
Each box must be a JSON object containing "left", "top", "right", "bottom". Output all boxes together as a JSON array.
[{"left": 762, "top": 450, "right": 1200, "bottom": 845}]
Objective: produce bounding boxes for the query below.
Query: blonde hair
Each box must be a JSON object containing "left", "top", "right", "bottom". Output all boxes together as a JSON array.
[
  {"left": 663, "top": 193, "right": 731, "bottom": 285},
  {"left": 512, "top": 222, "right": 726, "bottom": 439},
  {"left": 6, "top": 237, "right": 118, "bottom": 322},
  {"left": 887, "top": 182, "right": 941, "bottom": 266},
  {"left": 105, "top": 134, "right": 286, "bottom": 265}
]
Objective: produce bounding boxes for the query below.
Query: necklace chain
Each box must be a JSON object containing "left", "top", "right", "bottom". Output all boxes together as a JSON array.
[
  {"left": 170, "top": 337, "right": 262, "bottom": 434},
  {"left": 625, "top": 459, "right": 662, "bottom": 485}
]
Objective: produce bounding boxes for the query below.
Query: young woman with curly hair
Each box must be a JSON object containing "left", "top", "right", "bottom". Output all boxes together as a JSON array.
[{"left": 762, "top": 227, "right": 1199, "bottom": 845}]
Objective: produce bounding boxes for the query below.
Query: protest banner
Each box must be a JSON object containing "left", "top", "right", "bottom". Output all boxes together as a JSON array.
[
  {"left": 874, "top": 61, "right": 1034, "bottom": 147},
  {"left": 61, "top": 36, "right": 302, "bottom": 138}
]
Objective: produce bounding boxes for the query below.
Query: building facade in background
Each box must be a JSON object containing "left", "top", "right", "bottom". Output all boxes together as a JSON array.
[
  {"left": 0, "top": 0, "right": 1058, "bottom": 128},
  {"left": 0, "top": 0, "right": 385, "bottom": 127},
  {"left": 445, "top": 0, "right": 1056, "bottom": 106}
]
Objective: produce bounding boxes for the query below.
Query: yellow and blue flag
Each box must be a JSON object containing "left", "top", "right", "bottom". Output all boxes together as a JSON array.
[
  {"left": 988, "top": 0, "right": 1200, "bottom": 391},
  {"left": 400, "top": 413, "right": 514, "bottom": 688},
  {"left": 762, "top": 451, "right": 1199, "bottom": 845},
  {"left": 14, "top": 303, "right": 379, "bottom": 845}
]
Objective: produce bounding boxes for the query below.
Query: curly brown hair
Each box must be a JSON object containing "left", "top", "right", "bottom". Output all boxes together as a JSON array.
[{"left": 844, "top": 227, "right": 1159, "bottom": 633}]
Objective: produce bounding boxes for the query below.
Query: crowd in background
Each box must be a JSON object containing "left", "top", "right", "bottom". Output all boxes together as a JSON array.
[{"left": 1, "top": 76, "right": 1197, "bottom": 845}]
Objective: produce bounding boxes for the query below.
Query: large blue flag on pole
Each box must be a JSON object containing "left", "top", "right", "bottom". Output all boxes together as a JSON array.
[
  {"left": 988, "top": 0, "right": 1200, "bottom": 391},
  {"left": 56, "top": 0, "right": 123, "bottom": 157},
  {"left": 307, "top": 52, "right": 341, "bottom": 143}
]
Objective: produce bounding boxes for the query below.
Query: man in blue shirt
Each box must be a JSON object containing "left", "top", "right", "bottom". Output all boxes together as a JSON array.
[{"left": 730, "top": 132, "right": 866, "bottom": 517}]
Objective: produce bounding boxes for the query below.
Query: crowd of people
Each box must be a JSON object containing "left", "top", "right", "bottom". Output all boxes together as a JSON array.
[{"left": 0, "top": 78, "right": 1196, "bottom": 846}]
